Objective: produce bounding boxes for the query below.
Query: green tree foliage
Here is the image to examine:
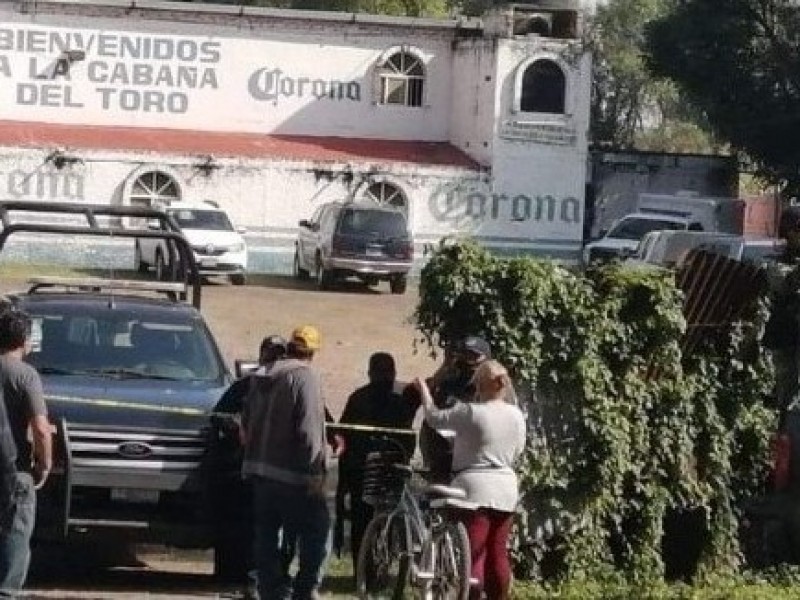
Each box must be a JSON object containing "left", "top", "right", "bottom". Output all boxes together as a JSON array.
[
  {"left": 416, "top": 240, "right": 777, "bottom": 582},
  {"left": 647, "top": 0, "right": 800, "bottom": 194},
  {"left": 183, "top": 0, "right": 447, "bottom": 17},
  {"left": 588, "top": 0, "right": 716, "bottom": 153}
]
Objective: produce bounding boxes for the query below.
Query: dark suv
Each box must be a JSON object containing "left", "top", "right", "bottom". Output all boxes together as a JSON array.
[
  {"left": 0, "top": 202, "right": 239, "bottom": 578},
  {"left": 294, "top": 202, "right": 413, "bottom": 294}
]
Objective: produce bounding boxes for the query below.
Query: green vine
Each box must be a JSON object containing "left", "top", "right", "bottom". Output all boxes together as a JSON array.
[{"left": 415, "top": 240, "right": 778, "bottom": 583}]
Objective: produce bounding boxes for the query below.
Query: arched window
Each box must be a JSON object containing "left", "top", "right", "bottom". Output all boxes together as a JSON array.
[
  {"left": 520, "top": 59, "right": 566, "bottom": 114},
  {"left": 129, "top": 170, "right": 180, "bottom": 208},
  {"left": 364, "top": 182, "right": 408, "bottom": 213},
  {"left": 378, "top": 52, "right": 425, "bottom": 107}
]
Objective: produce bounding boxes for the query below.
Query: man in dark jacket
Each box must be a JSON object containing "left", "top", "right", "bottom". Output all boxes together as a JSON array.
[
  {"left": 335, "top": 352, "right": 417, "bottom": 575},
  {"left": 242, "top": 325, "right": 329, "bottom": 600},
  {"left": 209, "top": 335, "right": 287, "bottom": 590}
]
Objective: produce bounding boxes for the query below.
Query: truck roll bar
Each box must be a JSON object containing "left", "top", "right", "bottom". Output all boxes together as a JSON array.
[{"left": 0, "top": 201, "right": 202, "bottom": 309}]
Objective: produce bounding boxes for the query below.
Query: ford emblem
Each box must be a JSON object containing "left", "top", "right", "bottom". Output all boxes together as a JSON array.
[
  {"left": 118, "top": 441, "right": 154, "bottom": 459},
  {"left": 206, "top": 244, "right": 215, "bottom": 255}
]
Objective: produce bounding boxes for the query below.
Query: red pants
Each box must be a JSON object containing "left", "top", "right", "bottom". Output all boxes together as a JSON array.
[{"left": 460, "top": 508, "right": 514, "bottom": 600}]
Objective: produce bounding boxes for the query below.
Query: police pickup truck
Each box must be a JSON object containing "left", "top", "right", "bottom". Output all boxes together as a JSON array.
[{"left": 0, "top": 202, "right": 240, "bottom": 579}]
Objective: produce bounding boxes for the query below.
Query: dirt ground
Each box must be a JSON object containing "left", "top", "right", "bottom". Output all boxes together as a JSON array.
[
  {"left": 202, "top": 274, "right": 439, "bottom": 417},
  {"left": 0, "top": 269, "right": 439, "bottom": 597},
  {"left": 0, "top": 271, "right": 439, "bottom": 417}
]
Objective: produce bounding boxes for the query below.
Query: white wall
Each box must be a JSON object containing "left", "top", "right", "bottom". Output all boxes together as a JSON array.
[
  {"left": 449, "top": 39, "right": 497, "bottom": 167},
  {"left": 0, "top": 2, "right": 594, "bottom": 266},
  {"left": 478, "top": 38, "right": 591, "bottom": 255},
  {"left": 0, "top": 8, "right": 456, "bottom": 141}
]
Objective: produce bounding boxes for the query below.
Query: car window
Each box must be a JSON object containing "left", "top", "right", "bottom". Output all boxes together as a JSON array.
[
  {"left": 309, "top": 206, "right": 324, "bottom": 226},
  {"left": 169, "top": 209, "right": 233, "bottom": 231},
  {"left": 321, "top": 207, "right": 340, "bottom": 232},
  {"left": 636, "top": 235, "right": 656, "bottom": 260},
  {"left": 27, "top": 311, "right": 223, "bottom": 382},
  {"left": 338, "top": 208, "right": 407, "bottom": 238},
  {"left": 608, "top": 218, "right": 686, "bottom": 241}
]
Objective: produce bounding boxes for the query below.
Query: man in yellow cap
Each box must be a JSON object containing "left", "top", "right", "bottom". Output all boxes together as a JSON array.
[{"left": 242, "top": 325, "right": 329, "bottom": 600}]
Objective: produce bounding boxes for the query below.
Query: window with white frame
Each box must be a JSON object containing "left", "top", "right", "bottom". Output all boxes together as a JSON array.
[
  {"left": 520, "top": 59, "right": 566, "bottom": 114},
  {"left": 129, "top": 170, "right": 180, "bottom": 208},
  {"left": 364, "top": 181, "right": 408, "bottom": 213},
  {"left": 378, "top": 52, "right": 425, "bottom": 107}
]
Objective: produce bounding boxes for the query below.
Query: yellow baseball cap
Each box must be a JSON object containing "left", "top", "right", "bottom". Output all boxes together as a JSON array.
[{"left": 290, "top": 325, "right": 321, "bottom": 351}]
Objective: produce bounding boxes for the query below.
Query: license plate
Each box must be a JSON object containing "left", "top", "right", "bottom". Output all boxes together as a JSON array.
[
  {"left": 200, "top": 258, "right": 217, "bottom": 267},
  {"left": 366, "top": 247, "right": 383, "bottom": 257},
  {"left": 111, "top": 488, "right": 160, "bottom": 504}
]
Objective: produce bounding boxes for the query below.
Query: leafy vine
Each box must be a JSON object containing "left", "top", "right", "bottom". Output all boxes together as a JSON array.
[{"left": 415, "top": 240, "right": 777, "bottom": 582}]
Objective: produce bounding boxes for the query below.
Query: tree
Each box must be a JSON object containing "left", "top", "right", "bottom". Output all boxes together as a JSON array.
[
  {"left": 647, "top": 0, "right": 800, "bottom": 194},
  {"left": 182, "top": 0, "right": 447, "bottom": 17},
  {"left": 589, "top": 0, "right": 716, "bottom": 152}
]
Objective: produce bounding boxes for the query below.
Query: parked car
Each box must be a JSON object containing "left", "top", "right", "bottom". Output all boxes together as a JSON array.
[
  {"left": 135, "top": 202, "right": 248, "bottom": 285},
  {"left": 583, "top": 212, "right": 704, "bottom": 264},
  {"left": 628, "top": 231, "right": 787, "bottom": 268},
  {"left": 294, "top": 201, "right": 414, "bottom": 294},
  {"left": 742, "top": 238, "right": 787, "bottom": 265},
  {"left": 0, "top": 202, "right": 240, "bottom": 580}
]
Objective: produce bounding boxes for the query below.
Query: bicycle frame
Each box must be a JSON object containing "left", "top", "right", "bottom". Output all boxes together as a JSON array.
[{"left": 380, "top": 481, "right": 434, "bottom": 585}]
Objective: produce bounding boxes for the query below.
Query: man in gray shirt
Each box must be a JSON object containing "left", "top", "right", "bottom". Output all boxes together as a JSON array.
[
  {"left": 0, "top": 310, "right": 53, "bottom": 595},
  {"left": 242, "top": 325, "right": 329, "bottom": 600}
]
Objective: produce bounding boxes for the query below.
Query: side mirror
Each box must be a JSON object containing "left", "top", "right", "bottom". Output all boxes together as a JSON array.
[
  {"left": 235, "top": 359, "right": 259, "bottom": 378},
  {"left": 298, "top": 219, "right": 311, "bottom": 229},
  {"left": 236, "top": 226, "right": 247, "bottom": 235},
  {"left": 596, "top": 229, "right": 608, "bottom": 240}
]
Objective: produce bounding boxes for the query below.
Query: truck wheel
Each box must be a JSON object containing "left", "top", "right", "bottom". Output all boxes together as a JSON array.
[
  {"left": 155, "top": 251, "right": 167, "bottom": 281},
  {"left": 316, "top": 256, "right": 333, "bottom": 290},
  {"left": 390, "top": 275, "right": 408, "bottom": 295},
  {"left": 293, "top": 249, "right": 309, "bottom": 280},
  {"left": 134, "top": 242, "right": 148, "bottom": 274},
  {"left": 214, "top": 535, "right": 249, "bottom": 584}
]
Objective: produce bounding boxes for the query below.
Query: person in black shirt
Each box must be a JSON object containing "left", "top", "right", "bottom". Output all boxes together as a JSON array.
[{"left": 335, "top": 353, "right": 418, "bottom": 576}]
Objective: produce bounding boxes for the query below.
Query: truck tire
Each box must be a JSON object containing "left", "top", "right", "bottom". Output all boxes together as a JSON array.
[
  {"left": 155, "top": 251, "right": 168, "bottom": 281},
  {"left": 134, "top": 242, "right": 148, "bottom": 274},
  {"left": 293, "top": 248, "right": 309, "bottom": 280},
  {"left": 316, "top": 256, "right": 333, "bottom": 290},
  {"left": 214, "top": 534, "right": 249, "bottom": 584},
  {"left": 390, "top": 275, "right": 408, "bottom": 295}
]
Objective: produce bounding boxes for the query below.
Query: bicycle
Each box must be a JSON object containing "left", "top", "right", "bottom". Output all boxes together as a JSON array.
[{"left": 355, "top": 443, "right": 474, "bottom": 600}]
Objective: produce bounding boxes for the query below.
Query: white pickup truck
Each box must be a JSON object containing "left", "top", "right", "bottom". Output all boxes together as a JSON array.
[
  {"left": 628, "top": 231, "right": 786, "bottom": 268},
  {"left": 584, "top": 192, "right": 744, "bottom": 264},
  {"left": 134, "top": 202, "right": 248, "bottom": 285},
  {"left": 583, "top": 212, "right": 702, "bottom": 264}
]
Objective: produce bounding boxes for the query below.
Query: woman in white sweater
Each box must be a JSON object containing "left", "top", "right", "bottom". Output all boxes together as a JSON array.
[{"left": 414, "top": 360, "right": 526, "bottom": 600}]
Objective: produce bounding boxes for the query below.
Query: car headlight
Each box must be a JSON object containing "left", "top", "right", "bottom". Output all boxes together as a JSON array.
[{"left": 229, "top": 243, "right": 246, "bottom": 253}]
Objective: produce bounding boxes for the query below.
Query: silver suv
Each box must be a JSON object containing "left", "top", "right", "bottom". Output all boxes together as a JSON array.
[{"left": 294, "top": 202, "right": 413, "bottom": 294}]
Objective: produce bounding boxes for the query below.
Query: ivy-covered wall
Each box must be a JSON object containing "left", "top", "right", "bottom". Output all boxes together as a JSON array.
[{"left": 415, "top": 241, "right": 777, "bottom": 582}]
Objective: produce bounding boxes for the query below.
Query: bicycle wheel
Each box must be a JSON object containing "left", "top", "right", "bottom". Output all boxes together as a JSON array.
[
  {"left": 428, "top": 520, "right": 471, "bottom": 600},
  {"left": 356, "top": 512, "right": 412, "bottom": 600}
]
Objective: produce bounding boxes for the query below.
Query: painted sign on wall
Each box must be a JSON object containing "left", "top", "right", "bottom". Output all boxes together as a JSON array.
[
  {"left": 3, "top": 168, "right": 85, "bottom": 201},
  {"left": 424, "top": 181, "right": 583, "bottom": 242},
  {"left": 0, "top": 18, "right": 450, "bottom": 140}
]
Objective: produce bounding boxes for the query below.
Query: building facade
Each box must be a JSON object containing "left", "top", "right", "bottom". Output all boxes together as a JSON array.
[{"left": 0, "top": 0, "right": 593, "bottom": 271}]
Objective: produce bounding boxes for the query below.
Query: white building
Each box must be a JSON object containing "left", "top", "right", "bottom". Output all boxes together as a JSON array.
[{"left": 0, "top": 0, "right": 593, "bottom": 272}]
